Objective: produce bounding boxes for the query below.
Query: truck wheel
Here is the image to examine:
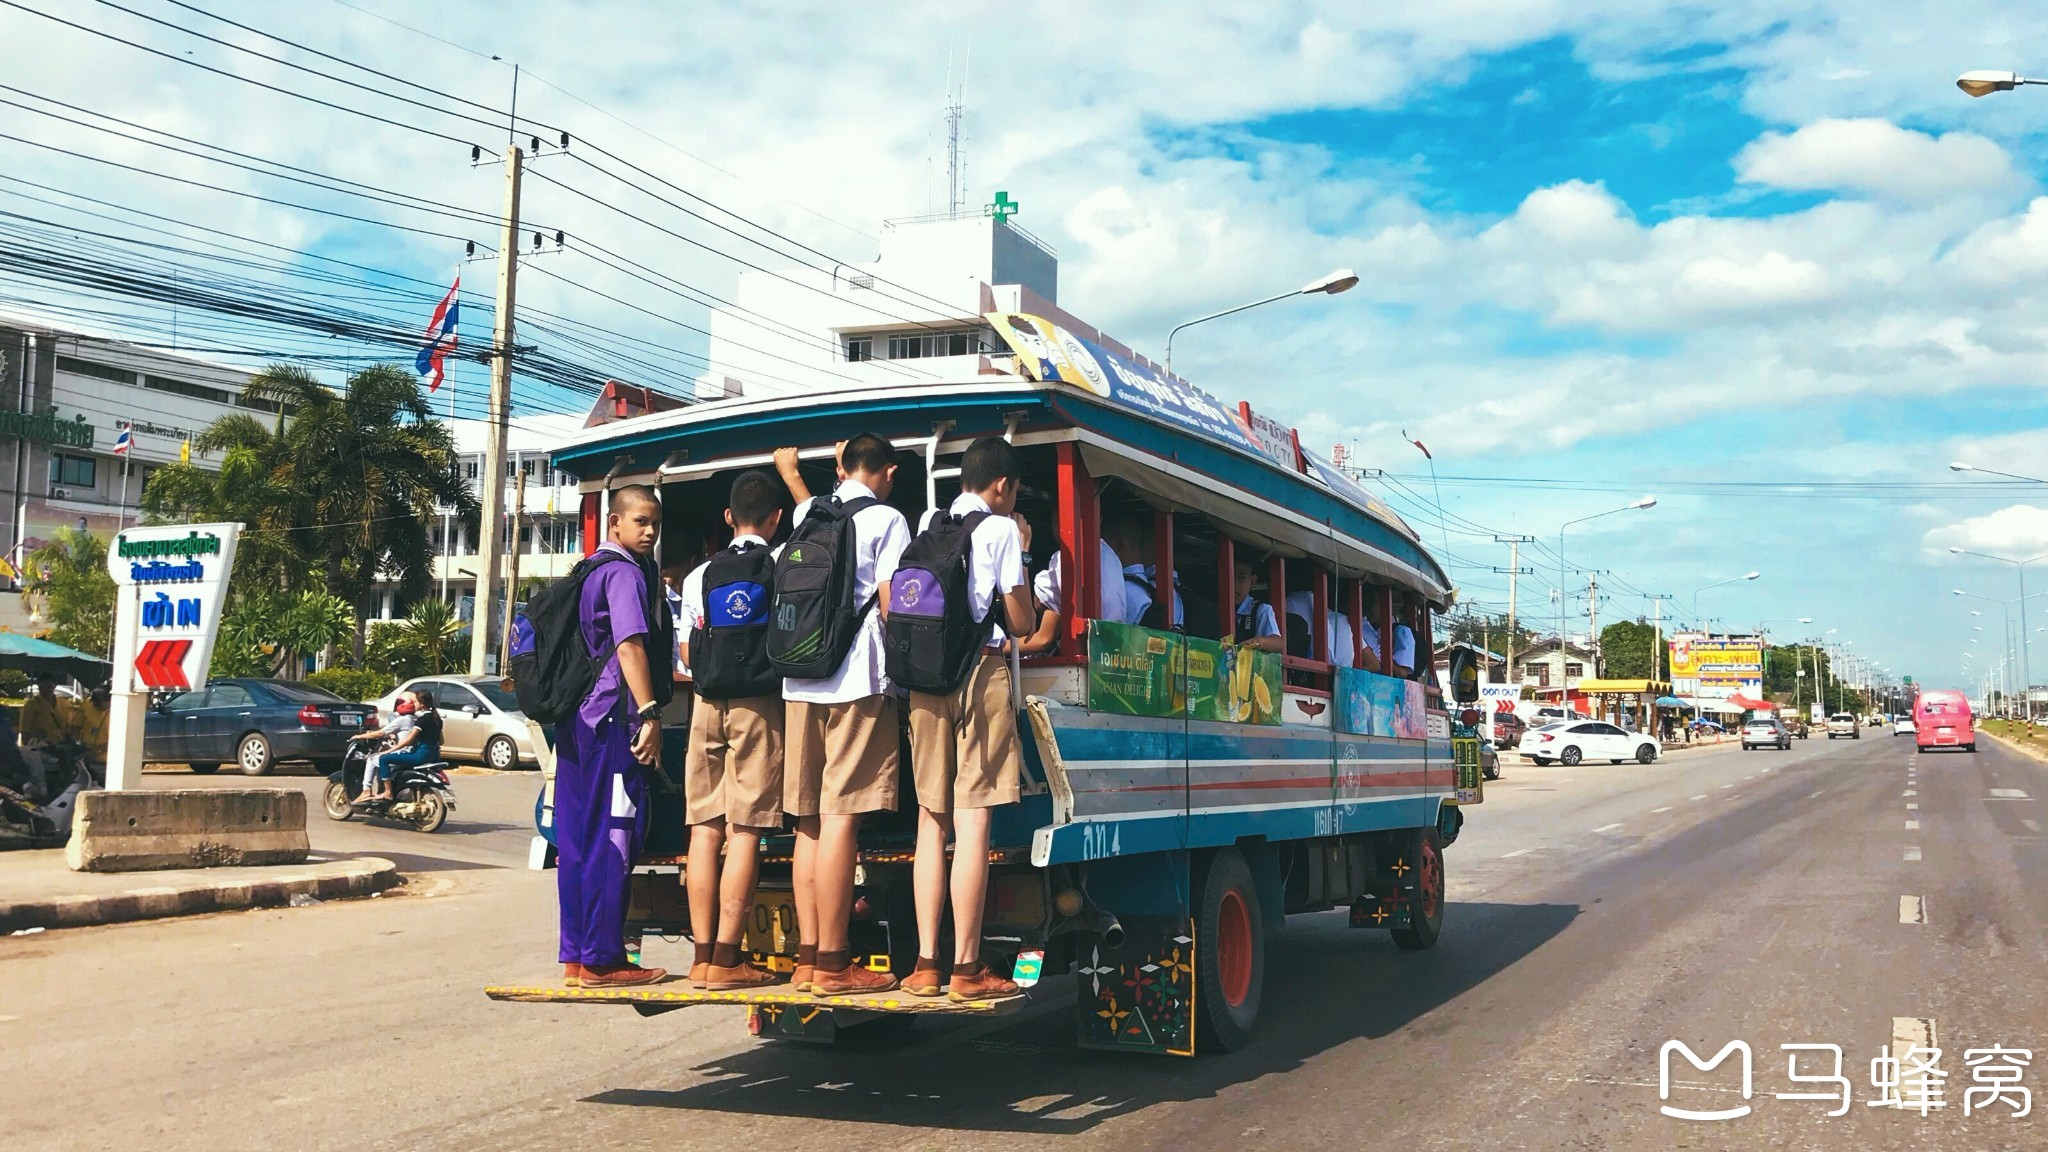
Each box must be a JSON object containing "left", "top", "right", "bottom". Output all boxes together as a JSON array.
[
  {"left": 1195, "top": 848, "right": 1263, "bottom": 1053},
  {"left": 1391, "top": 830, "right": 1446, "bottom": 951}
]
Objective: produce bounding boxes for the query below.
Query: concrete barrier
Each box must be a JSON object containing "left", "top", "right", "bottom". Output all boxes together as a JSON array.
[{"left": 65, "top": 788, "right": 310, "bottom": 872}]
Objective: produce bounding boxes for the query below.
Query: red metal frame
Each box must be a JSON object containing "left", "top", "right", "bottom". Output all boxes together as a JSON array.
[
  {"left": 1215, "top": 535, "right": 1236, "bottom": 640},
  {"left": 1153, "top": 509, "right": 1175, "bottom": 630},
  {"left": 1311, "top": 567, "right": 1329, "bottom": 663},
  {"left": 1345, "top": 577, "right": 1365, "bottom": 668},
  {"left": 1043, "top": 444, "right": 1092, "bottom": 666},
  {"left": 580, "top": 490, "right": 602, "bottom": 558}
]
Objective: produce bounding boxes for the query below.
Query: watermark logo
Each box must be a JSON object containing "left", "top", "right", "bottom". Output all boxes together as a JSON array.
[{"left": 1660, "top": 1040, "right": 1754, "bottom": 1121}]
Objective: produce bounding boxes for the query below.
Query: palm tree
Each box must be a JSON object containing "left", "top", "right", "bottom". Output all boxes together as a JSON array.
[
  {"left": 241, "top": 363, "right": 478, "bottom": 659},
  {"left": 139, "top": 405, "right": 310, "bottom": 599},
  {"left": 395, "top": 597, "right": 464, "bottom": 675}
]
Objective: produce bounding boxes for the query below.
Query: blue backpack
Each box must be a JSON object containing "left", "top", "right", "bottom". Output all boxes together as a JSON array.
[{"left": 690, "top": 542, "right": 780, "bottom": 699}]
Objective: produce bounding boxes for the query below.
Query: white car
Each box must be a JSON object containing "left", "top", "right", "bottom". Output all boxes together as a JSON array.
[
  {"left": 1522, "top": 720, "right": 1661, "bottom": 766},
  {"left": 370, "top": 675, "right": 541, "bottom": 770},
  {"left": 1892, "top": 717, "right": 1916, "bottom": 737}
]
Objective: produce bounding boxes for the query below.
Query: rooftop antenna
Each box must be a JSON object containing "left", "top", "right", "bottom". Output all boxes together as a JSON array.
[{"left": 945, "top": 47, "right": 968, "bottom": 216}]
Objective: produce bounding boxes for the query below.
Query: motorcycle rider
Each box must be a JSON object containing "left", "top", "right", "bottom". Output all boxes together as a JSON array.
[{"left": 353, "top": 690, "right": 443, "bottom": 803}]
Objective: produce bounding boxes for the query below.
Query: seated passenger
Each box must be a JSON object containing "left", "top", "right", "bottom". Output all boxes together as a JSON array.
[
  {"left": 1392, "top": 594, "right": 1421, "bottom": 677},
  {"left": 1230, "top": 555, "right": 1283, "bottom": 653},
  {"left": 1283, "top": 588, "right": 1357, "bottom": 665}
]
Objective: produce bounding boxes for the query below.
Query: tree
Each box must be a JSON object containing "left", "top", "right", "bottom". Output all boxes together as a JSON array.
[
  {"left": 381, "top": 597, "right": 465, "bottom": 677},
  {"left": 1442, "top": 610, "right": 1539, "bottom": 658},
  {"left": 211, "top": 590, "right": 354, "bottom": 678},
  {"left": 1598, "top": 619, "right": 1658, "bottom": 679},
  {"left": 21, "top": 529, "right": 116, "bottom": 657},
  {"left": 139, "top": 408, "right": 310, "bottom": 601}
]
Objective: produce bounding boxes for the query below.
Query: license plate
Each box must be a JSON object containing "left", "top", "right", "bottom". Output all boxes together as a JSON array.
[
  {"left": 744, "top": 893, "right": 799, "bottom": 955},
  {"left": 339, "top": 714, "right": 362, "bottom": 727}
]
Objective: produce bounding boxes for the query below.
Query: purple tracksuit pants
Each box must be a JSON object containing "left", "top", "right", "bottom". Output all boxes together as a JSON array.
[{"left": 555, "top": 712, "right": 647, "bottom": 967}]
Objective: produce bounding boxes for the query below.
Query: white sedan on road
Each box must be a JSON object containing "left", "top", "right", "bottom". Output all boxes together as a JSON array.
[
  {"left": 1521, "top": 720, "right": 1662, "bottom": 766},
  {"left": 1892, "top": 717, "right": 1916, "bottom": 737}
]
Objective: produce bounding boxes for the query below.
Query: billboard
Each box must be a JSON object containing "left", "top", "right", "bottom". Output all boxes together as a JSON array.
[{"left": 1669, "top": 635, "right": 1763, "bottom": 699}]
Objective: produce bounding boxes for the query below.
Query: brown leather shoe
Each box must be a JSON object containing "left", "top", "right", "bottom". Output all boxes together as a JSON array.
[
  {"left": 689, "top": 962, "right": 710, "bottom": 987},
  {"left": 903, "top": 959, "right": 945, "bottom": 997},
  {"left": 810, "top": 962, "right": 898, "bottom": 996},
  {"left": 949, "top": 966, "right": 1019, "bottom": 1002},
  {"left": 702, "top": 962, "right": 781, "bottom": 991},
  {"left": 563, "top": 963, "right": 585, "bottom": 987},
  {"left": 791, "top": 964, "right": 815, "bottom": 993},
  {"left": 579, "top": 963, "right": 669, "bottom": 988}
]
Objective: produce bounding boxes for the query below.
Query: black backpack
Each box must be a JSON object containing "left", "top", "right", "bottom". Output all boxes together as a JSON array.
[
  {"left": 509, "top": 548, "right": 673, "bottom": 724},
  {"left": 766, "top": 494, "right": 882, "bottom": 679},
  {"left": 690, "top": 542, "right": 780, "bottom": 699},
  {"left": 884, "top": 510, "right": 995, "bottom": 694}
]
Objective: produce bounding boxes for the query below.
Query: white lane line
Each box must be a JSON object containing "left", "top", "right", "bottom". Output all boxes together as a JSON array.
[
  {"left": 1904, "top": 846, "right": 1922, "bottom": 861},
  {"left": 1900, "top": 895, "right": 1927, "bottom": 925},
  {"left": 1906, "top": 819, "right": 1921, "bottom": 831},
  {"left": 1692, "top": 794, "right": 1709, "bottom": 801},
  {"left": 1903, "top": 789, "right": 1916, "bottom": 797},
  {"left": 1719, "top": 784, "right": 1734, "bottom": 790},
  {"left": 1906, "top": 802, "right": 1919, "bottom": 811},
  {"left": 2026, "top": 819, "right": 2043, "bottom": 834},
  {"left": 1809, "top": 790, "right": 1824, "bottom": 798},
  {"left": 1592, "top": 822, "right": 1623, "bottom": 833},
  {"left": 1989, "top": 788, "right": 2031, "bottom": 800},
  {"left": 1650, "top": 806, "right": 1674, "bottom": 814},
  {"left": 1500, "top": 848, "right": 1534, "bottom": 859},
  {"left": 1882, "top": 1018, "right": 1938, "bottom": 1109}
]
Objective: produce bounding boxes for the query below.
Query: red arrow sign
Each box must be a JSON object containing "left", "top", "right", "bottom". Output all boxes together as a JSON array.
[{"left": 135, "top": 638, "right": 193, "bottom": 689}]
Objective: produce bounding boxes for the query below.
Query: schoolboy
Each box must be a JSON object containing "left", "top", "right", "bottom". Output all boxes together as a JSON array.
[
  {"left": 677, "top": 470, "right": 787, "bottom": 991},
  {"left": 555, "top": 484, "right": 669, "bottom": 988},
  {"left": 901, "top": 437, "right": 1035, "bottom": 1001},
  {"left": 783, "top": 432, "right": 911, "bottom": 996},
  {"left": 1231, "top": 553, "right": 1284, "bottom": 653}
]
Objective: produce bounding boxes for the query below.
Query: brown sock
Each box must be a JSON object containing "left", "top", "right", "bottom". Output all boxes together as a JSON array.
[
  {"left": 711, "top": 941, "right": 742, "bottom": 968},
  {"left": 693, "top": 942, "right": 716, "bottom": 970},
  {"left": 796, "top": 944, "right": 817, "bottom": 968},
  {"left": 953, "top": 960, "right": 985, "bottom": 978},
  {"left": 816, "top": 949, "right": 850, "bottom": 974},
  {"left": 912, "top": 956, "right": 942, "bottom": 973}
]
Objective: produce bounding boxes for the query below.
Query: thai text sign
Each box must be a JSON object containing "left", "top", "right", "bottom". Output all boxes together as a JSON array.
[
  {"left": 1086, "top": 622, "right": 1280, "bottom": 724},
  {"left": 1669, "top": 636, "right": 1764, "bottom": 699},
  {"left": 105, "top": 522, "right": 240, "bottom": 694}
]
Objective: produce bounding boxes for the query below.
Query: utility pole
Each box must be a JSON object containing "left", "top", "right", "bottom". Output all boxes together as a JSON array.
[
  {"left": 1494, "top": 535, "right": 1534, "bottom": 685},
  {"left": 1647, "top": 594, "right": 1673, "bottom": 683},
  {"left": 469, "top": 143, "right": 522, "bottom": 676},
  {"left": 499, "top": 458, "right": 527, "bottom": 673},
  {"left": 1588, "top": 571, "right": 1601, "bottom": 674}
]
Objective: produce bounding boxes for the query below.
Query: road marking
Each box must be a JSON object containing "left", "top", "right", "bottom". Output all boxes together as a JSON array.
[
  {"left": 1903, "top": 789, "right": 1916, "bottom": 797},
  {"left": 1900, "top": 895, "right": 1926, "bottom": 925},
  {"left": 1904, "top": 846, "right": 1922, "bottom": 861},
  {"left": 1989, "top": 788, "right": 2031, "bottom": 800},
  {"left": 1500, "top": 848, "right": 1534, "bottom": 858},
  {"left": 1906, "top": 802, "right": 1918, "bottom": 811},
  {"left": 1650, "top": 806, "right": 1673, "bottom": 814},
  {"left": 1592, "top": 823, "right": 1623, "bottom": 833},
  {"left": 1691, "top": 794, "right": 1708, "bottom": 801},
  {"left": 1719, "top": 784, "right": 1734, "bottom": 790},
  {"left": 2026, "top": 819, "right": 2043, "bottom": 834},
  {"left": 1906, "top": 819, "right": 1920, "bottom": 830},
  {"left": 1809, "top": 790, "right": 1824, "bottom": 798}
]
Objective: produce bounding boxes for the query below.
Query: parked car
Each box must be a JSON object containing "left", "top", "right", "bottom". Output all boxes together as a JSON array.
[
  {"left": 1481, "top": 738, "right": 1502, "bottom": 780},
  {"left": 1521, "top": 720, "right": 1661, "bottom": 766},
  {"left": 371, "top": 675, "right": 540, "bottom": 770},
  {"left": 1490, "top": 710, "right": 1527, "bottom": 749},
  {"left": 1892, "top": 716, "right": 1916, "bottom": 737},
  {"left": 144, "top": 679, "right": 377, "bottom": 776},
  {"left": 1741, "top": 718, "right": 1791, "bottom": 751},
  {"left": 1825, "top": 712, "right": 1860, "bottom": 739}
]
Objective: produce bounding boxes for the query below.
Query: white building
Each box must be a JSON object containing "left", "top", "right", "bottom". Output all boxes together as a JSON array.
[{"left": 1517, "top": 638, "right": 1597, "bottom": 694}]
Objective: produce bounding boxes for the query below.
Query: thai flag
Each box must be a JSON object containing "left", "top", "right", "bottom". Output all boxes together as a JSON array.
[
  {"left": 415, "top": 275, "right": 460, "bottom": 392},
  {"left": 113, "top": 427, "right": 132, "bottom": 456}
]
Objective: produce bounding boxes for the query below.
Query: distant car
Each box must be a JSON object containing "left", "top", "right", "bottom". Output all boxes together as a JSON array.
[
  {"left": 1522, "top": 720, "right": 1661, "bottom": 766},
  {"left": 1826, "top": 712, "right": 1860, "bottom": 739},
  {"left": 1892, "top": 717, "right": 1916, "bottom": 737},
  {"left": 1490, "top": 711, "right": 1527, "bottom": 749},
  {"left": 144, "top": 678, "right": 376, "bottom": 776},
  {"left": 1742, "top": 718, "right": 1791, "bottom": 751},
  {"left": 371, "top": 675, "right": 540, "bottom": 770},
  {"left": 1783, "top": 718, "right": 1810, "bottom": 739},
  {"left": 1481, "top": 738, "right": 1502, "bottom": 781}
]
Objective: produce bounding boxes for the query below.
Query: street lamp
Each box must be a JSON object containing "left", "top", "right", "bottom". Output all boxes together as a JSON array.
[
  {"left": 1949, "top": 547, "right": 2048, "bottom": 720},
  {"left": 1950, "top": 461, "right": 2048, "bottom": 484},
  {"left": 1164, "top": 268, "right": 1360, "bottom": 375},
  {"left": 1957, "top": 70, "right": 2048, "bottom": 97},
  {"left": 1691, "top": 571, "right": 1761, "bottom": 631},
  {"left": 1557, "top": 497, "right": 1657, "bottom": 667}
]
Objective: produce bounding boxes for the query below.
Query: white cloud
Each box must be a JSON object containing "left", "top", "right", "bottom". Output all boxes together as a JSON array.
[
  {"left": 1922, "top": 505, "right": 2048, "bottom": 559},
  {"left": 1735, "top": 118, "right": 2020, "bottom": 202}
]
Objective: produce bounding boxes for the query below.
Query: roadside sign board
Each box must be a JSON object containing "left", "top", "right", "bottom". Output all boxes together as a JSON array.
[{"left": 104, "top": 523, "right": 240, "bottom": 695}]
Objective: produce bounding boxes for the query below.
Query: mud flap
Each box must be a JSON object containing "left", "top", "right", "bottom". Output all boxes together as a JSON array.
[
  {"left": 1348, "top": 829, "right": 1425, "bottom": 931},
  {"left": 1072, "top": 915, "right": 1197, "bottom": 1056}
]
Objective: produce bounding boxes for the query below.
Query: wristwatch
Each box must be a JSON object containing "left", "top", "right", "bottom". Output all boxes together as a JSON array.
[{"left": 635, "top": 699, "right": 661, "bottom": 723}]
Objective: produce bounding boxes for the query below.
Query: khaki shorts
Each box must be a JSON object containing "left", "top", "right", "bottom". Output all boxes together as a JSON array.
[
  {"left": 684, "top": 694, "right": 784, "bottom": 829},
  {"left": 909, "top": 653, "right": 1021, "bottom": 814},
  {"left": 783, "top": 696, "right": 900, "bottom": 817}
]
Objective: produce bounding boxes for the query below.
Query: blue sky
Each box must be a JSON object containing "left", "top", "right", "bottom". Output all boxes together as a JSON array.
[{"left": 7, "top": 1, "right": 2048, "bottom": 694}]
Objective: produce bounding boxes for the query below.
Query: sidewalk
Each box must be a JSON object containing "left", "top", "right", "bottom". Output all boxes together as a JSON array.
[{"left": 0, "top": 850, "right": 399, "bottom": 934}]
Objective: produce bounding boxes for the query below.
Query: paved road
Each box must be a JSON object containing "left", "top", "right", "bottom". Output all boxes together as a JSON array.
[{"left": 6, "top": 734, "right": 2045, "bottom": 1150}]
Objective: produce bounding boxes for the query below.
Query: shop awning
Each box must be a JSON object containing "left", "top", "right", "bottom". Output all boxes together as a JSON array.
[{"left": 1575, "top": 679, "right": 1672, "bottom": 695}]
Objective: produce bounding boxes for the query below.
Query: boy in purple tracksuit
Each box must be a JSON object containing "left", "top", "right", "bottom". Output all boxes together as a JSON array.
[{"left": 556, "top": 485, "right": 670, "bottom": 988}]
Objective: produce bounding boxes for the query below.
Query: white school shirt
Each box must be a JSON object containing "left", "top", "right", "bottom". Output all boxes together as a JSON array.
[
  {"left": 1393, "top": 623, "right": 1418, "bottom": 671},
  {"left": 676, "top": 534, "right": 774, "bottom": 674},
  {"left": 1123, "top": 564, "right": 1185, "bottom": 628},
  {"left": 1032, "top": 540, "right": 1127, "bottom": 620},
  {"left": 665, "top": 584, "right": 689, "bottom": 678},
  {"left": 1234, "top": 595, "right": 1281, "bottom": 641},
  {"left": 782, "top": 480, "right": 912, "bottom": 704},
  {"left": 917, "top": 493, "right": 1024, "bottom": 649},
  {"left": 1284, "top": 592, "right": 1361, "bottom": 666}
]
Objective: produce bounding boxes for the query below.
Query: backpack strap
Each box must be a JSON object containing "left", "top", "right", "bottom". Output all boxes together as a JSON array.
[{"left": 951, "top": 510, "right": 999, "bottom": 628}]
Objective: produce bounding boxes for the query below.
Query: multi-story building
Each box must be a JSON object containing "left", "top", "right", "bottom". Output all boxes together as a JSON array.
[{"left": 1517, "top": 638, "right": 1598, "bottom": 695}]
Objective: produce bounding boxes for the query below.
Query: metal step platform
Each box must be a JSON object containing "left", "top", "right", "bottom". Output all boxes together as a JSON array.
[{"left": 484, "top": 982, "right": 1029, "bottom": 1016}]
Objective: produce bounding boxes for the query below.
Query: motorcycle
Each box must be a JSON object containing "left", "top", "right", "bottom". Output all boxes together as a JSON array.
[
  {"left": 0, "top": 740, "right": 97, "bottom": 843},
  {"left": 323, "top": 740, "right": 455, "bottom": 833}
]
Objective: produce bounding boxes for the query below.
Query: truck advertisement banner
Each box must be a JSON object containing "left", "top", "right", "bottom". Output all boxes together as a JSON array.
[
  {"left": 1087, "top": 622, "right": 1280, "bottom": 724},
  {"left": 1668, "top": 636, "right": 1764, "bottom": 699},
  {"left": 1333, "top": 667, "right": 1428, "bottom": 740}
]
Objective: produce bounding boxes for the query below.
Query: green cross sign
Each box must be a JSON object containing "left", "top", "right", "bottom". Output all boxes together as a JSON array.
[{"left": 990, "top": 191, "right": 1019, "bottom": 221}]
